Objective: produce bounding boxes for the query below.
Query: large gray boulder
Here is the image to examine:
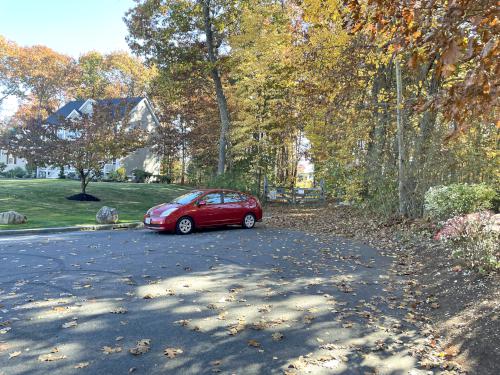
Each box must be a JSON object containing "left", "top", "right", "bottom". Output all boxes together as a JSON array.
[
  {"left": 96, "top": 206, "right": 118, "bottom": 224},
  {"left": 0, "top": 211, "right": 27, "bottom": 225}
]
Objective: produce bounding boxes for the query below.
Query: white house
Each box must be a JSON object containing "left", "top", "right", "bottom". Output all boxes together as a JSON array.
[
  {"left": 0, "top": 149, "right": 27, "bottom": 171},
  {"left": 36, "top": 97, "right": 162, "bottom": 179}
]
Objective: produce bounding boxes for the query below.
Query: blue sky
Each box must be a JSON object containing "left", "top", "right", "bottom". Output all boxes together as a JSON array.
[
  {"left": 0, "top": 0, "right": 136, "bottom": 116},
  {"left": 0, "top": 0, "right": 135, "bottom": 57}
]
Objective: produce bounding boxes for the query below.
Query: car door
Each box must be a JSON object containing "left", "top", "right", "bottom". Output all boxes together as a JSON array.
[
  {"left": 222, "top": 192, "right": 247, "bottom": 224},
  {"left": 195, "top": 192, "right": 224, "bottom": 227}
]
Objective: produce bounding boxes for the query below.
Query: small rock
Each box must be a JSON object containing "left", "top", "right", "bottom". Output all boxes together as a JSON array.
[
  {"left": 0, "top": 211, "right": 27, "bottom": 225},
  {"left": 96, "top": 206, "right": 118, "bottom": 224}
]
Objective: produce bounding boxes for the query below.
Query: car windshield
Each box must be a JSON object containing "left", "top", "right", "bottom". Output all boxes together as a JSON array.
[{"left": 171, "top": 191, "right": 204, "bottom": 205}]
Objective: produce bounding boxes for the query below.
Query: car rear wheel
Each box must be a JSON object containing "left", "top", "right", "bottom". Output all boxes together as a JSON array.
[
  {"left": 242, "top": 213, "right": 255, "bottom": 229},
  {"left": 176, "top": 217, "right": 194, "bottom": 235}
]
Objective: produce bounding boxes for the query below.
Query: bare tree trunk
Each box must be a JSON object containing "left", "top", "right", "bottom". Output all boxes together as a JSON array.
[
  {"left": 180, "top": 120, "right": 186, "bottom": 185},
  {"left": 201, "top": 0, "right": 231, "bottom": 176},
  {"left": 79, "top": 169, "right": 88, "bottom": 194},
  {"left": 395, "top": 59, "right": 408, "bottom": 217}
]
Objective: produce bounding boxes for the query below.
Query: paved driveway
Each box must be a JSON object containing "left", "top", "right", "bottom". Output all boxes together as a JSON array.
[{"left": 0, "top": 227, "right": 422, "bottom": 374}]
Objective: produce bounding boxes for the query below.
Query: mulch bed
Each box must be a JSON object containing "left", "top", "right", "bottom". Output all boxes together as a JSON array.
[
  {"left": 264, "top": 203, "right": 499, "bottom": 375},
  {"left": 66, "top": 193, "right": 100, "bottom": 201}
]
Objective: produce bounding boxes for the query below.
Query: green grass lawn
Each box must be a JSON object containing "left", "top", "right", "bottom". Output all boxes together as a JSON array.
[{"left": 0, "top": 179, "right": 191, "bottom": 230}]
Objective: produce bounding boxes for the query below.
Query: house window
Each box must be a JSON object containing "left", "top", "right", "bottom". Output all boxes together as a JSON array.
[{"left": 7, "top": 155, "right": 15, "bottom": 165}]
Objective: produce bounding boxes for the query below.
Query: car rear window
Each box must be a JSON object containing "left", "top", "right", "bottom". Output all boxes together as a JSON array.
[{"left": 224, "top": 192, "right": 245, "bottom": 203}]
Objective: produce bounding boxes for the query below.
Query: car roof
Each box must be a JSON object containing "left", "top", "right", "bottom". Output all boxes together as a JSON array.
[{"left": 193, "top": 188, "right": 248, "bottom": 194}]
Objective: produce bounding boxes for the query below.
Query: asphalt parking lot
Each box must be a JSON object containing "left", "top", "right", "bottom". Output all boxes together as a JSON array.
[{"left": 0, "top": 227, "right": 424, "bottom": 374}]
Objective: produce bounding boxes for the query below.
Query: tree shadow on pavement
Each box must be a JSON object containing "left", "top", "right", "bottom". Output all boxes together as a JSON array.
[{"left": 0, "top": 228, "right": 427, "bottom": 375}]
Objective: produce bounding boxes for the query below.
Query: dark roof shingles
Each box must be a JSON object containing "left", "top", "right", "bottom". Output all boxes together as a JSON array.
[{"left": 46, "top": 97, "right": 144, "bottom": 125}]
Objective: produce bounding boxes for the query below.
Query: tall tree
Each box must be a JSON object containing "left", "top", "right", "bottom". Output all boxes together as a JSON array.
[
  {"left": 125, "top": 0, "right": 237, "bottom": 175},
  {"left": 14, "top": 45, "right": 77, "bottom": 120},
  {"left": 0, "top": 36, "right": 22, "bottom": 106},
  {"left": 76, "top": 51, "right": 157, "bottom": 99},
  {"left": 228, "top": 1, "right": 304, "bottom": 189}
]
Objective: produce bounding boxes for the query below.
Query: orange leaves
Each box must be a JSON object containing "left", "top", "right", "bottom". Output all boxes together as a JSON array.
[{"left": 344, "top": 0, "right": 499, "bottom": 125}]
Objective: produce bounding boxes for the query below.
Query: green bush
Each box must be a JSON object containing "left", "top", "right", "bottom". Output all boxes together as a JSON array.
[
  {"left": 132, "top": 169, "right": 153, "bottom": 183},
  {"left": 424, "top": 183, "right": 497, "bottom": 221},
  {"left": 206, "top": 171, "right": 259, "bottom": 196},
  {"left": 58, "top": 167, "right": 66, "bottom": 179},
  {"left": 107, "top": 167, "right": 127, "bottom": 182},
  {"left": 155, "top": 174, "right": 172, "bottom": 184},
  {"left": 66, "top": 172, "right": 78, "bottom": 180},
  {"left": 0, "top": 162, "right": 6, "bottom": 175},
  {"left": 3, "top": 166, "right": 26, "bottom": 178}
]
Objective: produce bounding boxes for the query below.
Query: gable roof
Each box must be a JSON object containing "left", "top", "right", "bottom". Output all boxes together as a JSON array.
[
  {"left": 46, "top": 100, "right": 86, "bottom": 124},
  {"left": 46, "top": 97, "right": 145, "bottom": 125}
]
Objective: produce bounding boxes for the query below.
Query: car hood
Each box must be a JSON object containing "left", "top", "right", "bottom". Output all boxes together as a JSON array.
[{"left": 149, "top": 203, "right": 179, "bottom": 216}]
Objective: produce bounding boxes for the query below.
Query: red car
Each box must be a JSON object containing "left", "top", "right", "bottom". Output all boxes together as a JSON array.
[{"left": 143, "top": 189, "right": 263, "bottom": 234}]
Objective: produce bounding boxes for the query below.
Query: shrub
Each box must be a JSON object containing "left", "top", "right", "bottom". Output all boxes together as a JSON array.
[
  {"left": 435, "top": 211, "right": 500, "bottom": 271},
  {"left": 107, "top": 167, "right": 127, "bottom": 182},
  {"left": 158, "top": 174, "right": 172, "bottom": 184},
  {"left": 58, "top": 167, "right": 66, "bottom": 179},
  {"left": 132, "top": 169, "right": 153, "bottom": 183},
  {"left": 0, "top": 162, "right": 6, "bottom": 175},
  {"left": 424, "top": 183, "right": 497, "bottom": 221},
  {"left": 206, "top": 171, "right": 259, "bottom": 196},
  {"left": 66, "top": 172, "right": 78, "bottom": 180},
  {"left": 3, "top": 166, "right": 26, "bottom": 178}
]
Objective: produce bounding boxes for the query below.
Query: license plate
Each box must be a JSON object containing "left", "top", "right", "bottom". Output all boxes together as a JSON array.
[{"left": 145, "top": 217, "right": 151, "bottom": 224}]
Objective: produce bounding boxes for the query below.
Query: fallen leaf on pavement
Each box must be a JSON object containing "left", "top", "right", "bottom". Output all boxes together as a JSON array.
[
  {"left": 303, "top": 315, "right": 315, "bottom": 324},
  {"left": 110, "top": 307, "right": 128, "bottom": 314},
  {"left": 129, "top": 339, "right": 151, "bottom": 355},
  {"left": 74, "top": 362, "right": 90, "bottom": 369},
  {"left": 272, "top": 332, "right": 284, "bottom": 341},
  {"left": 9, "top": 351, "right": 21, "bottom": 359},
  {"left": 102, "top": 346, "right": 122, "bottom": 354},
  {"left": 62, "top": 321, "right": 77, "bottom": 329},
  {"left": 247, "top": 339, "right": 261, "bottom": 347},
  {"left": 38, "top": 353, "right": 67, "bottom": 362},
  {"left": 164, "top": 347, "right": 183, "bottom": 358}
]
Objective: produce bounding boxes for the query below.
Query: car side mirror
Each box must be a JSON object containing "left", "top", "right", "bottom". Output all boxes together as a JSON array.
[{"left": 198, "top": 200, "right": 207, "bottom": 206}]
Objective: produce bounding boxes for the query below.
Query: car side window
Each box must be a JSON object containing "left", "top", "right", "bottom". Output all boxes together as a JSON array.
[
  {"left": 203, "top": 193, "right": 222, "bottom": 205},
  {"left": 224, "top": 192, "right": 244, "bottom": 203}
]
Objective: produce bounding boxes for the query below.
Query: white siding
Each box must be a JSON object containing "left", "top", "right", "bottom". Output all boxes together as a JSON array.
[{"left": 0, "top": 149, "right": 27, "bottom": 171}]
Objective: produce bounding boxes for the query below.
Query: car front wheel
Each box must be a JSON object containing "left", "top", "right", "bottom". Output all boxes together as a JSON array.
[
  {"left": 242, "top": 213, "right": 256, "bottom": 229},
  {"left": 176, "top": 217, "right": 194, "bottom": 235}
]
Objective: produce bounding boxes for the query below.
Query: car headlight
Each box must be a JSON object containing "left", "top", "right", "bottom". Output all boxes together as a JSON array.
[{"left": 160, "top": 207, "right": 178, "bottom": 217}]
